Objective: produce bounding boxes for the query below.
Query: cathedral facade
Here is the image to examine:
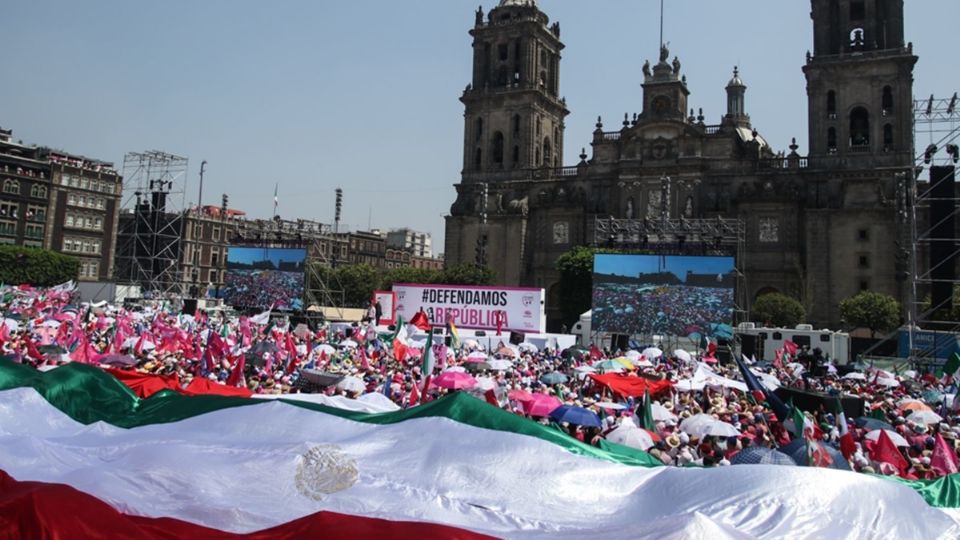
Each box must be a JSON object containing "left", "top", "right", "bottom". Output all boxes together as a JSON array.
[{"left": 445, "top": 0, "right": 916, "bottom": 330}]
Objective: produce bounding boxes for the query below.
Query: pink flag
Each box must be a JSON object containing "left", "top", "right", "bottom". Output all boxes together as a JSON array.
[{"left": 931, "top": 433, "right": 959, "bottom": 476}]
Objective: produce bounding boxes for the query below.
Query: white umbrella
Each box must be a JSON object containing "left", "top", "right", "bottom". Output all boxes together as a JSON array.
[
  {"left": 907, "top": 409, "right": 943, "bottom": 425},
  {"left": 606, "top": 424, "right": 655, "bottom": 450},
  {"left": 902, "top": 370, "right": 917, "bottom": 379},
  {"left": 699, "top": 421, "right": 740, "bottom": 438},
  {"left": 518, "top": 342, "right": 539, "bottom": 353},
  {"left": 467, "top": 351, "right": 488, "bottom": 360},
  {"left": 865, "top": 429, "right": 910, "bottom": 447},
  {"left": 595, "top": 401, "right": 626, "bottom": 410},
  {"left": 336, "top": 376, "right": 366, "bottom": 393},
  {"left": 642, "top": 347, "right": 663, "bottom": 360},
  {"left": 624, "top": 350, "right": 642, "bottom": 361},
  {"left": 842, "top": 372, "right": 866, "bottom": 381},
  {"left": 41, "top": 320, "right": 61, "bottom": 328},
  {"left": 339, "top": 339, "right": 359, "bottom": 349},
  {"left": 751, "top": 369, "right": 781, "bottom": 391},
  {"left": 898, "top": 398, "right": 925, "bottom": 407},
  {"left": 475, "top": 376, "right": 497, "bottom": 391},
  {"left": 673, "top": 349, "right": 692, "bottom": 363},
  {"left": 406, "top": 340, "right": 426, "bottom": 349},
  {"left": 314, "top": 344, "right": 336, "bottom": 355},
  {"left": 488, "top": 359, "right": 513, "bottom": 371},
  {"left": 443, "top": 366, "right": 467, "bottom": 373},
  {"left": 462, "top": 339, "right": 479, "bottom": 350},
  {"left": 574, "top": 365, "right": 597, "bottom": 373},
  {"left": 680, "top": 413, "right": 718, "bottom": 435},
  {"left": 876, "top": 377, "right": 900, "bottom": 388},
  {"left": 651, "top": 402, "right": 678, "bottom": 421},
  {"left": 634, "top": 359, "right": 654, "bottom": 368},
  {"left": 2, "top": 319, "right": 20, "bottom": 332}
]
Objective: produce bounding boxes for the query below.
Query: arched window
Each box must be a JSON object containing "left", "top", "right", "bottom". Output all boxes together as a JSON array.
[
  {"left": 512, "top": 114, "right": 521, "bottom": 135},
  {"left": 539, "top": 70, "right": 547, "bottom": 87},
  {"left": 850, "top": 28, "right": 865, "bottom": 50},
  {"left": 30, "top": 184, "right": 40, "bottom": 198},
  {"left": 827, "top": 127, "right": 838, "bottom": 152},
  {"left": 625, "top": 197, "right": 635, "bottom": 219},
  {"left": 883, "top": 124, "right": 894, "bottom": 148},
  {"left": 882, "top": 86, "right": 894, "bottom": 114},
  {"left": 535, "top": 116, "right": 541, "bottom": 137},
  {"left": 2, "top": 179, "right": 19, "bottom": 194},
  {"left": 850, "top": 107, "right": 870, "bottom": 147},
  {"left": 512, "top": 145, "right": 520, "bottom": 165},
  {"left": 38, "top": 186, "right": 47, "bottom": 198},
  {"left": 827, "top": 91, "right": 837, "bottom": 118},
  {"left": 474, "top": 148, "right": 483, "bottom": 170},
  {"left": 543, "top": 137, "right": 552, "bottom": 166},
  {"left": 492, "top": 132, "right": 505, "bottom": 165},
  {"left": 475, "top": 118, "right": 483, "bottom": 140}
]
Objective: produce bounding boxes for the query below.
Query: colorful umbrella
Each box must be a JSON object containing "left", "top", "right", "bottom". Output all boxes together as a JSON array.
[
  {"left": 549, "top": 405, "right": 602, "bottom": 428},
  {"left": 524, "top": 394, "right": 562, "bottom": 417},
  {"left": 540, "top": 372, "right": 568, "bottom": 384},
  {"left": 433, "top": 371, "right": 477, "bottom": 390}
]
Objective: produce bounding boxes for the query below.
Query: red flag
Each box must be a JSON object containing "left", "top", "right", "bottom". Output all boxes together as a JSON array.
[
  {"left": 773, "top": 348, "right": 784, "bottom": 370},
  {"left": 225, "top": 354, "right": 246, "bottom": 388},
  {"left": 25, "top": 337, "right": 44, "bottom": 362},
  {"left": 495, "top": 311, "right": 504, "bottom": 336},
  {"left": 393, "top": 339, "right": 408, "bottom": 363},
  {"left": 484, "top": 389, "right": 500, "bottom": 408},
  {"left": 408, "top": 381, "right": 420, "bottom": 407},
  {"left": 931, "top": 433, "right": 960, "bottom": 476},
  {"left": 358, "top": 346, "right": 371, "bottom": 371},
  {"left": 589, "top": 345, "right": 603, "bottom": 361},
  {"left": 410, "top": 309, "right": 431, "bottom": 332},
  {"left": 873, "top": 430, "right": 909, "bottom": 475},
  {"left": 783, "top": 340, "right": 798, "bottom": 357}
]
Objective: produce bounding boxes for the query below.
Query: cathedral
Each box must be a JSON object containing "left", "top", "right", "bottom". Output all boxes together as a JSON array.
[{"left": 445, "top": 0, "right": 916, "bottom": 331}]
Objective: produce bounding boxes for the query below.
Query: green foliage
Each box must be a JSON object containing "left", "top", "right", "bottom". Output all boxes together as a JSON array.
[
  {"left": 0, "top": 245, "right": 79, "bottom": 286},
  {"left": 380, "top": 267, "right": 440, "bottom": 291},
  {"left": 307, "top": 262, "right": 497, "bottom": 309},
  {"left": 555, "top": 246, "right": 613, "bottom": 326},
  {"left": 439, "top": 263, "right": 495, "bottom": 286},
  {"left": 839, "top": 291, "right": 901, "bottom": 337},
  {"left": 751, "top": 292, "right": 806, "bottom": 328}
]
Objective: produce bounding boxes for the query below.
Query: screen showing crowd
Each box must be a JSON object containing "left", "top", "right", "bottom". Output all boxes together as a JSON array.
[
  {"left": 591, "top": 254, "right": 735, "bottom": 338},
  {"left": 223, "top": 247, "right": 305, "bottom": 311}
]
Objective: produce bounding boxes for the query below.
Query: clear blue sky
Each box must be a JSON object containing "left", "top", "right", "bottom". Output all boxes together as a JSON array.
[
  {"left": 227, "top": 247, "right": 305, "bottom": 267},
  {"left": 2, "top": 1, "right": 956, "bottom": 252},
  {"left": 594, "top": 254, "right": 734, "bottom": 280}
]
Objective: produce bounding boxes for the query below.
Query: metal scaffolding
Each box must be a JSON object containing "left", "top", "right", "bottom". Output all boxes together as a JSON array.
[
  {"left": 906, "top": 93, "right": 960, "bottom": 363},
  {"left": 115, "top": 151, "right": 189, "bottom": 299}
]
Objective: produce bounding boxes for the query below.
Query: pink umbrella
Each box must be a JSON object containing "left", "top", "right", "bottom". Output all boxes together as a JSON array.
[
  {"left": 524, "top": 394, "right": 562, "bottom": 417},
  {"left": 507, "top": 389, "right": 534, "bottom": 402},
  {"left": 432, "top": 371, "right": 478, "bottom": 390}
]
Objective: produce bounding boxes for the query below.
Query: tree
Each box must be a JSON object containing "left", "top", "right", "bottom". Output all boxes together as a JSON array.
[
  {"left": 439, "top": 263, "right": 495, "bottom": 286},
  {"left": 555, "top": 246, "right": 606, "bottom": 327},
  {"left": 334, "top": 264, "right": 381, "bottom": 308},
  {"left": 840, "top": 291, "right": 901, "bottom": 337},
  {"left": 751, "top": 292, "right": 806, "bottom": 328},
  {"left": 380, "top": 267, "right": 440, "bottom": 290},
  {"left": 0, "top": 245, "right": 78, "bottom": 286}
]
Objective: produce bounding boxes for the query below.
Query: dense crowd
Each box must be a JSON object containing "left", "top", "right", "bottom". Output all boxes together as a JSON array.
[
  {"left": 592, "top": 282, "right": 733, "bottom": 337},
  {"left": 1, "top": 282, "right": 958, "bottom": 480},
  {"left": 221, "top": 270, "right": 304, "bottom": 311}
]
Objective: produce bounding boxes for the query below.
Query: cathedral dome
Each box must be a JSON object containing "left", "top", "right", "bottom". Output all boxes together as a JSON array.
[
  {"left": 727, "top": 66, "right": 746, "bottom": 88},
  {"left": 499, "top": 0, "right": 537, "bottom": 6}
]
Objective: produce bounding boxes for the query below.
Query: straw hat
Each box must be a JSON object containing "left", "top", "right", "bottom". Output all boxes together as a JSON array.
[{"left": 666, "top": 434, "right": 681, "bottom": 449}]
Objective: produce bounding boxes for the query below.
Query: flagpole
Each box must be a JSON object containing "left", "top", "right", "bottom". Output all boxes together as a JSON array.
[{"left": 272, "top": 183, "right": 278, "bottom": 220}]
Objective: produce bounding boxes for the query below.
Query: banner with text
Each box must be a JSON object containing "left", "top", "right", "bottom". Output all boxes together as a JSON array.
[{"left": 393, "top": 283, "right": 545, "bottom": 333}]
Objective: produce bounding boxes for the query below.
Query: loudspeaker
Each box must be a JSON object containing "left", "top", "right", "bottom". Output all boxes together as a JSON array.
[
  {"left": 739, "top": 334, "right": 757, "bottom": 360},
  {"left": 930, "top": 166, "right": 957, "bottom": 314},
  {"left": 475, "top": 330, "right": 486, "bottom": 337},
  {"left": 611, "top": 334, "right": 629, "bottom": 351},
  {"left": 181, "top": 298, "right": 198, "bottom": 315},
  {"left": 509, "top": 331, "right": 525, "bottom": 345}
]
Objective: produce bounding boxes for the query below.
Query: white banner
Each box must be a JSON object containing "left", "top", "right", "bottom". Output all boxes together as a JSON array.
[{"left": 393, "top": 283, "right": 545, "bottom": 333}]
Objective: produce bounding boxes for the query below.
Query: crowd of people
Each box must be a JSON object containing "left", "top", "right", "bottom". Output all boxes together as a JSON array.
[
  {"left": 1, "top": 282, "right": 958, "bottom": 480},
  {"left": 220, "top": 270, "right": 304, "bottom": 311},
  {"left": 592, "top": 281, "right": 733, "bottom": 337}
]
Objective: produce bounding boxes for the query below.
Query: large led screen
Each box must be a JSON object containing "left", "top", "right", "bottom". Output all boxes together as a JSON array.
[
  {"left": 223, "top": 247, "right": 305, "bottom": 311},
  {"left": 592, "top": 254, "right": 736, "bottom": 337}
]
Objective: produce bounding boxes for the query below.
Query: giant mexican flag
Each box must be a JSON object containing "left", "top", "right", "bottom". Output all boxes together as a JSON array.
[{"left": 1, "top": 361, "right": 959, "bottom": 539}]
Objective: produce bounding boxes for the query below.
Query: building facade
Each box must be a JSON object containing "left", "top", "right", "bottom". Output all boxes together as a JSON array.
[
  {"left": 0, "top": 127, "right": 122, "bottom": 281},
  {"left": 445, "top": 0, "right": 916, "bottom": 330},
  {"left": 386, "top": 228, "right": 433, "bottom": 258}
]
